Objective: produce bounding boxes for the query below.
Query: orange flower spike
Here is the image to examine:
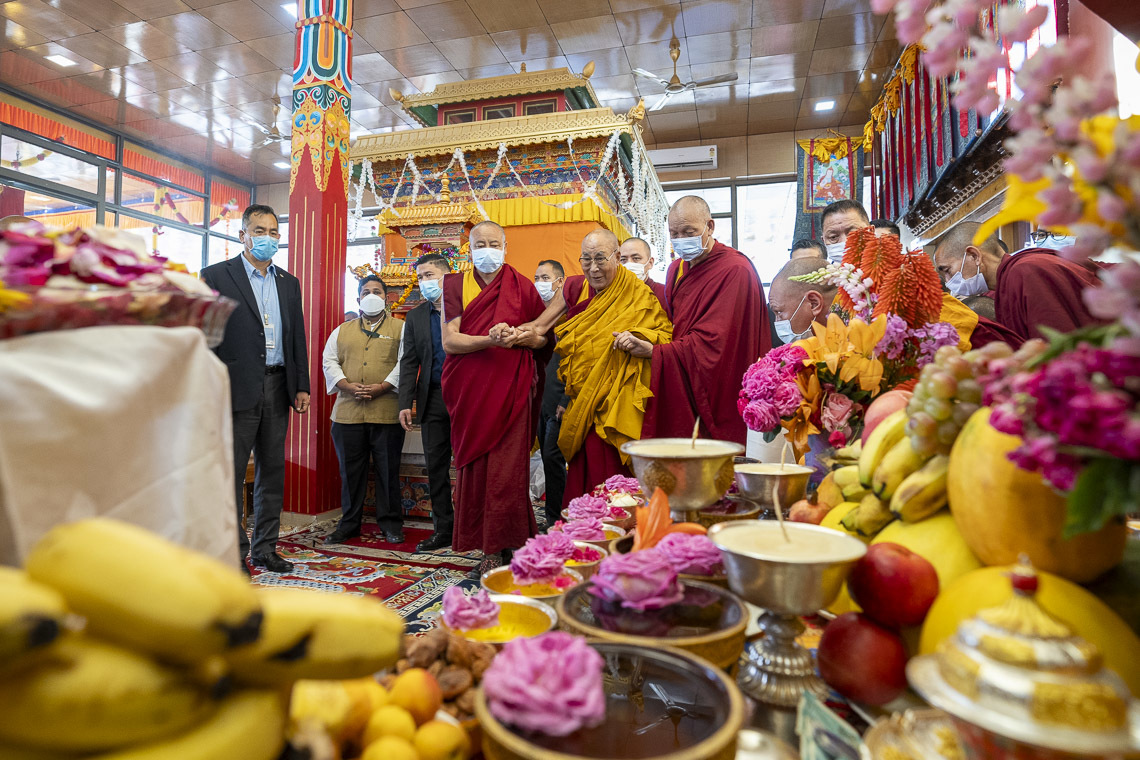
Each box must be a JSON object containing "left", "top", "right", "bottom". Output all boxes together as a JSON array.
[
  {"left": 858, "top": 227, "right": 904, "bottom": 286},
  {"left": 874, "top": 253, "right": 944, "bottom": 328},
  {"left": 666, "top": 522, "right": 708, "bottom": 536}
]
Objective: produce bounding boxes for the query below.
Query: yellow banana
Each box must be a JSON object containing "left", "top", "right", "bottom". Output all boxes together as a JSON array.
[
  {"left": 0, "top": 636, "right": 213, "bottom": 753},
  {"left": 226, "top": 587, "right": 404, "bottom": 686},
  {"left": 831, "top": 465, "right": 860, "bottom": 491},
  {"left": 871, "top": 437, "right": 929, "bottom": 500},
  {"left": 858, "top": 409, "right": 908, "bottom": 486},
  {"left": 889, "top": 454, "right": 949, "bottom": 522},
  {"left": 0, "top": 744, "right": 84, "bottom": 760},
  {"left": 833, "top": 439, "right": 863, "bottom": 462},
  {"left": 89, "top": 690, "right": 285, "bottom": 760},
  {"left": 841, "top": 483, "right": 871, "bottom": 501},
  {"left": 25, "top": 518, "right": 261, "bottom": 663},
  {"left": 840, "top": 494, "right": 895, "bottom": 537},
  {"left": 0, "top": 568, "right": 69, "bottom": 666}
]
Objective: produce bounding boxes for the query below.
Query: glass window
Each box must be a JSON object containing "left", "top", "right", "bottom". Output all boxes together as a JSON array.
[
  {"left": 0, "top": 93, "right": 115, "bottom": 160},
  {"left": 277, "top": 218, "right": 289, "bottom": 247},
  {"left": 664, "top": 186, "right": 731, "bottom": 215},
  {"left": 1, "top": 136, "right": 101, "bottom": 196},
  {"left": 118, "top": 214, "right": 205, "bottom": 273},
  {"left": 119, "top": 172, "right": 205, "bottom": 226},
  {"left": 344, "top": 242, "right": 382, "bottom": 313},
  {"left": 1, "top": 182, "right": 97, "bottom": 229},
  {"left": 736, "top": 181, "right": 798, "bottom": 285},
  {"left": 123, "top": 142, "right": 205, "bottom": 193},
  {"left": 209, "top": 180, "right": 251, "bottom": 237},
  {"left": 207, "top": 235, "right": 288, "bottom": 271}
]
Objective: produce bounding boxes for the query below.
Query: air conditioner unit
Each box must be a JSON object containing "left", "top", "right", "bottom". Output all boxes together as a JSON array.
[{"left": 647, "top": 145, "right": 717, "bottom": 172}]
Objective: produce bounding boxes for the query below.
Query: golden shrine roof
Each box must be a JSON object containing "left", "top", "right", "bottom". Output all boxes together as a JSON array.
[
  {"left": 392, "top": 65, "right": 598, "bottom": 116},
  {"left": 383, "top": 202, "right": 483, "bottom": 227}
]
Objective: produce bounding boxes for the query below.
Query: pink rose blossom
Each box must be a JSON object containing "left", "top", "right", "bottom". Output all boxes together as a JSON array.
[
  {"left": 820, "top": 394, "right": 855, "bottom": 433},
  {"left": 589, "top": 549, "right": 685, "bottom": 611},
  {"left": 772, "top": 381, "right": 802, "bottom": 416},
  {"left": 829, "top": 430, "right": 849, "bottom": 447},
  {"left": 511, "top": 541, "right": 568, "bottom": 585},
  {"left": 483, "top": 632, "right": 606, "bottom": 736},
  {"left": 655, "top": 533, "right": 724, "bottom": 576},
  {"left": 599, "top": 474, "right": 641, "bottom": 494},
  {"left": 743, "top": 400, "right": 780, "bottom": 432},
  {"left": 567, "top": 495, "right": 609, "bottom": 521},
  {"left": 442, "top": 587, "right": 500, "bottom": 631},
  {"left": 553, "top": 518, "right": 607, "bottom": 541}
]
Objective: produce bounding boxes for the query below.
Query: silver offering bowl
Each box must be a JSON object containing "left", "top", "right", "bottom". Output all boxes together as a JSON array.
[
  {"left": 733, "top": 464, "right": 812, "bottom": 514},
  {"left": 621, "top": 438, "right": 745, "bottom": 522},
  {"left": 708, "top": 520, "right": 866, "bottom": 708}
]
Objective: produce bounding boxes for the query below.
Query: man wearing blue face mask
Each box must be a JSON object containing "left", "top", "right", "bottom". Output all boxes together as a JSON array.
[
  {"left": 397, "top": 253, "right": 455, "bottom": 553},
  {"left": 201, "top": 204, "right": 310, "bottom": 575}
]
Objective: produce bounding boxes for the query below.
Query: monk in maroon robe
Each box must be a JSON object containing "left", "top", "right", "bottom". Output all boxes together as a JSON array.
[
  {"left": 932, "top": 222, "right": 1106, "bottom": 343},
  {"left": 625, "top": 196, "right": 769, "bottom": 445},
  {"left": 441, "top": 221, "right": 549, "bottom": 576}
]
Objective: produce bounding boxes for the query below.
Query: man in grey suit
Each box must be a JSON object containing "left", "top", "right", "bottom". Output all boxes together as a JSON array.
[
  {"left": 201, "top": 204, "right": 310, "bottom": 574},
  {"left": 398, "top": 253, "right": 454, "bottom": 552}
]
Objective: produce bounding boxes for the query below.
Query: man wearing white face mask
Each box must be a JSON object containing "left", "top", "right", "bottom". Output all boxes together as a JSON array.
[
  {"left": 440, "top": 220, "right": 550, "bottom": 578},
  {"left": 321, "top": 275, "right": 407, "bottom": 546},
  {"left": 627, "top": 195, "right": 767, "bottom": 445},
  {"left": 932, "top": 221, "right": 1105, "bottom": 344},
  {"left": 820, "top": 199, "right": 872, "bottom": 263},
  {"left": 534, "top": 260, "right": 569, "bottom": 528},
  {"left": 767, "top": 258, "right": 839, "bottom": 345},
  {"left": 618, "top": 237, "right": 668, "bottom": 308}
]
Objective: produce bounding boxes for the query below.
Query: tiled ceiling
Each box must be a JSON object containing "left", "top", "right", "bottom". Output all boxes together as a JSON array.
[{"left": 0, "top": 0, "right": 899, "bottom": 185}]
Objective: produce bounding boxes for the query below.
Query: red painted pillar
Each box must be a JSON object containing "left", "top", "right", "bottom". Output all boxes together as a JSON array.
[{"left": 285, "top": 0, "right": 353, "bottom": 514}]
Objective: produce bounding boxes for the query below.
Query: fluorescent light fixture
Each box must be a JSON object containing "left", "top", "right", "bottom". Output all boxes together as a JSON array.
[
  {"left": 281, "top": 2, "right": 297, "bottom": 18},
  {"left": 273, "top": 161, "right": 290, "bottom": 169},
  {"left": 45, "top": 54, "right": 77, "bottom": 67},
  {"left": 814, "top": 99, "right": 835, "bottom": 112}
]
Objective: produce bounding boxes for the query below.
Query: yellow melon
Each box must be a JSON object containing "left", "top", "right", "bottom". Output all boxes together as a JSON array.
[
  {"left": 872, "top": 511, "right": 982, "bottom": 590},
  {"left": 947, "top": 409, "right": 1126, "bottom": 583},
  {"left": 920, "top": 565, "right": 1140, "bottom": 697},
  {"left": 820, "top": 502, "right": 867, "bottom": 542}
]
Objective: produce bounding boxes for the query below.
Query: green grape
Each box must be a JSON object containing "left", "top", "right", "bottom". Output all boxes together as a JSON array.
[
  {"left": 907, "top": 411, "right": 937, "bottom": 438},
  {"left": 937, "top": 420, "right": 960, "bottom": 446},
  {"left": 915, "top": 379, "right": 932, "bottom": 399},
  {"left": 920, "top": 363, "right": 938, "bottom": 380},
  {"left": 957, "top": 378, "right": 983, "bottom": 405},
  {"left": 934, "top": 345, "right": 960, "bottom": 365},
  {"left": 925, "top": 397, "right": 953, "bottom": 421},
  {"left": 944, "top": 356, "right": 973, "bottom": 380},
  {"left": 929, "top": 372, "right": 958, "bottom": 400},
  {"left": 910, "top": 434, "right": 939, "bottom": 458},
  {"left": 981, "top": 341, "right": 1013, "bottom": 359},
  {"left": 936, "top": 440, "right": 953, "bottom": 456},
  {"left": 952, "top": 402, "right": 980, "bottom": 427}
]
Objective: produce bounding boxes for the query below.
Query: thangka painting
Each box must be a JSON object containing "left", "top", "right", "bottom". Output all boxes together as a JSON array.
[{"left": 794, "top": 137, "right": 866, "bottom": 241}]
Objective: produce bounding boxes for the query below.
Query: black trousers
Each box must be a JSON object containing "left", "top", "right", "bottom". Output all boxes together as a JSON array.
[
  {"left": 330, "top": 420, "right": 406, "bottom": 534},
  {"left": 419, "top": 385, "right": 454, "bottom": 536},
  {"left": 537, "top": 411, "right": 566, "bottom": 526},
  {"left": 231, "top": 370, "right": 290, "bottom": 562}
]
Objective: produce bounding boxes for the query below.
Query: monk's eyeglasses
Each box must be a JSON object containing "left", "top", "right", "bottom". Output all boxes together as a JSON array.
[{"left": 579, "top": 251, "right": 618, "bottom": 269}]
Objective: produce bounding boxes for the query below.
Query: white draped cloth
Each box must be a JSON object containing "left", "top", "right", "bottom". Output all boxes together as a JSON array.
[{"left": 0, "top": 326, "right": 237, "bottom": 566}]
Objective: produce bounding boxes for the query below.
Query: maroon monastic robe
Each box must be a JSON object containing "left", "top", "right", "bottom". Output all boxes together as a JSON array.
[
  {"left": 558, "top": 275, "right": 632, "bottom": 506},
  {"left": 970, "top": 314, "right": 1025, "bottom": 350},
  {"left": 648, "top": 278, "right": 668, "bottom": 311},
  {"left": 441, "top": 265, "right": 549, "bottom": 554},
  {"left": 644, "top": 241, "right": 769, "bottom": 445},
  {"left": 994, "top": 248, "right": 1106, "bottom": 342}
]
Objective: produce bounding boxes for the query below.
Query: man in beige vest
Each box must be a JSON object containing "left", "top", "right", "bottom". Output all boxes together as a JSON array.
[{"left": 321, "top": 275, "right": 407, "bottom": 545}]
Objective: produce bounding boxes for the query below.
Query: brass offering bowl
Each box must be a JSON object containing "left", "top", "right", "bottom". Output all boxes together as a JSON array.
[
  {"left": 608, "top": 534, "right": 729, "bottom": 588},
  {"left": 569, "top": 524, "right": 625, "bottom": 553},
  {"left": 733, "top": 463, "right": 812, "bottom": 512},
  {"left": 698, "top": 495, "right": 762, "bottom": 528},
  {"left": 481, "top": 566, "right": 584, "bottom": 607},
  {"left": 621, "top": 438, "right": 745, "bottom": 522},
  {"left": 709, "top": 520, "right": 866, "bottom": 707},
  {"left": 474, "top": 641, "right": 746, "bottom": 760},
  {"left": 555, "top": 579, "right": 747, "bottom": 672},
  {"left": 443, "top": 594, "right": 558, "bottom": 646},
  {"left": 565, "top": 541, "right": 607, "bottom": 581}
]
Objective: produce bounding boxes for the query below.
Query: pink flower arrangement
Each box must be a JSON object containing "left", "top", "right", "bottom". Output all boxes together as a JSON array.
[
  {"left": 566, "top": 495, "right": 609, "bottom": 521},
  {"left": 738, "top": 344, "right": 809, "bottom": 434},
  {"left": 441, "top": 587, "right": 500, "bottom": 631},
  {"left": 593, "top": 474, "right": 642, "bottom": 495},
  {"left": 589, "top": 549, "right": 685, "bottom": 611},
  {"left": 551, "top": 518, "right": 607, "bottom": 541},
  {"left": 571, "top": 545, "right": 603, "bottom": 563},
  {"left": 511, "top": 533, "right": 576, "bottom": 585},
  {"left": 654, "top": 533, "right": 724, "bottom": 576},
  {"left": 482, "top": 631, "right": 606, "bottom": 737}
]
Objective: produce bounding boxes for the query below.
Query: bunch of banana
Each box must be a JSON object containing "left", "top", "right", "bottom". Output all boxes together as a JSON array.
[
  {"left": 831, "top": 439, "right": 863, "bottom": 466},
  {"left": 840, "top": 493, "right": 894, "bottom": 537},
  {"left": 1, "top": 518, "right": 408, "bottom": 759},
  {"left": 0, "top": 567, "right": 69, "bottom": 667},
  {"left": 832, "top": 465, "right": 871, "bottom": 502},
  {"left": 852, "top": 410, "right": 949, "bottom": 534}
]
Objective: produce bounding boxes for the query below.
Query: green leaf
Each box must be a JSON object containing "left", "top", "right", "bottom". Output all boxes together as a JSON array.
[
  {"left": 1063, "top": 458, "right": 1140, "bottom": 538},
  {"left": 762, "top": 429, "right": 780, "bottom": 443}
]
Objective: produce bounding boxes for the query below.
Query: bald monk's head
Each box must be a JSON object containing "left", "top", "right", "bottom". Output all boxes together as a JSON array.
[
  {"left": 932, "top": 221, "right": 1006, "bottom": 293},
  {"left": 0, "top": 215, "right": 35, "bottom": 231},
  {"left": 667, "top": 195, "right": 715, "bottom": 263},
  {"left": 469, "top": 220, "right": 507, "bottom": 277},
  {"left": 769, "top": 258, "right": 838, "bottom": 341},
  {"left": 963, "top": 295, "right": 997, "bottom": 321},
  {"left": 580, "top": 228, "right": 621, "bottom": 292}
]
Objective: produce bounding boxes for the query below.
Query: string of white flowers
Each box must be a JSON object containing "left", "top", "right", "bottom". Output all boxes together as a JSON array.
[
  {"left": 455, "top": 147, "right": 490, "bottom": 221},
  {"left": 791, "top": 262, "right": 876, "bottom": 320}
]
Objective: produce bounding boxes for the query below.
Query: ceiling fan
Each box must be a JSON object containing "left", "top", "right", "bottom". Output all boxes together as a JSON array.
[
  {"left": 247, "top": 95, "right": 288, "bottom": 148},
  {"left": 632, "top": 39, "right": 739, "bottom": 112}
]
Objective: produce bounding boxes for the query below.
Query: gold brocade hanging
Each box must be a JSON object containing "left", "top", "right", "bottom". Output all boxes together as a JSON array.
[
  {"left": 796, "top": 136, "right": 866, "bottom": 164},
  {"left": 862, "top": 44, "right": 921, "bottom": 149}
]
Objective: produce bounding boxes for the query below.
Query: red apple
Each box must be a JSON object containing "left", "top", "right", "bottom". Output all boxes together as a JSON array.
[
  {"left": 861, "top": 390, "right": 913, "bottom": 444},
  {"left": 847, "top": 542, "right": 939, "bottom": 628},
  {"left": 817, "top": 613, "right": 909, "bottom": 705}
]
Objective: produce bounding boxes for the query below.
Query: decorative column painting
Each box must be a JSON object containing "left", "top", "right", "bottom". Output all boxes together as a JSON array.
[
  {"left": 285, "top": 0, "right": 353, "bottom": 514},
  {"left": 793, "top": 136, "right": 866, "bottom": 240}
]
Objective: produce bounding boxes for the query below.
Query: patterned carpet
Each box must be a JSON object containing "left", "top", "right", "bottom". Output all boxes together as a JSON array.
[{"left": 250, "top": 508, "right": 548, "bottom": 634}]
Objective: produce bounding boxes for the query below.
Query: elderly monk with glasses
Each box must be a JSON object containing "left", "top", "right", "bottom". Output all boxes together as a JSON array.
[{"left": 517, "top": 229, "right": 672, "bottom": 507}]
